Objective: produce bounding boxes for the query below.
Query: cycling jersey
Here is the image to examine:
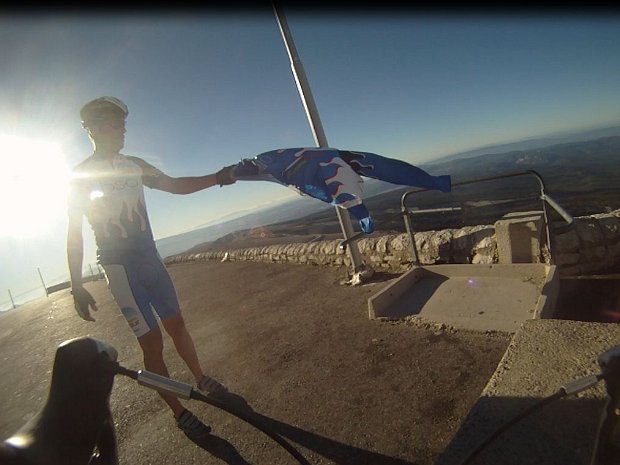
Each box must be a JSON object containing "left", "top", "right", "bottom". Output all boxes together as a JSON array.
[{"left": 68, "top": 153, "right": 163, "bottom": 264}]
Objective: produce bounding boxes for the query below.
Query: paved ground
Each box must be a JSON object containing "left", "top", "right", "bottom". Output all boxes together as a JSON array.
[
  {"left": 0, "top": 260, "right": 511, "bottom": 465},
  {"left": 438, "top": 318, "right": 620, "bottom": 465}
]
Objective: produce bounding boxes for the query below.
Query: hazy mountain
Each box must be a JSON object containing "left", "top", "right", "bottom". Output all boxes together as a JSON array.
[
  {"left": 362, "top": 135, "right": 620, "bottom": 228},
  {"left": 426, "top": 125, "right": 620, "bottom": 165},
  {"left": 155, "top": 195, "right": 334, "bottom": 258},
  {"left": 155, "top": 175, "right": 408, "bottom": 258}
]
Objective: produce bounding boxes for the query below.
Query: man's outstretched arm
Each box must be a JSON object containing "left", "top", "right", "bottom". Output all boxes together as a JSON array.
[{"left": 138, "top": 159, "right": 237, "bottom": 194}]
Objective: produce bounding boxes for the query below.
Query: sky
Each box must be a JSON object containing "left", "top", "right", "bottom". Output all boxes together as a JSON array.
[{"left": 1, "top": 6, "right": 620, "bottom": 310}]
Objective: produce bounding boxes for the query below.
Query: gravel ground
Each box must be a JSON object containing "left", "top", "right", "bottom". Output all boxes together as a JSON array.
[{"left": 0, "top": 260, "right": 511, "bottom": 465}]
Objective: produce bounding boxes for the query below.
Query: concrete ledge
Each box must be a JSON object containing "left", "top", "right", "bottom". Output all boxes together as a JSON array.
[
  {"left": 368, "top": 264, "right": 555, "bottom": 332},
  {"left": 533, "top": 265, "right": 560, "bottom": 319},
  {"left": 437, "top": 319, "right": 620, "bottom": 465},
  {"left": 368, "top": 267, "right": 425, "bottom": 319}
]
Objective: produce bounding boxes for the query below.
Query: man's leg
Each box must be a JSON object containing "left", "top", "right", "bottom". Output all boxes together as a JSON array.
[
  {"left": 138, "top": 326, "right": 213, "bottom": 439},
  {"left": 160, "top": 312, "right": 228, "bottom": 394},
  {"left": 104, "top": 260, "right": 212, "bottom": 436},
  {"left": 137, "top": 326, "right": 185, "bottom": 419},
  {"left": 160, "top": 313, "right": 204, "bottom": 384}
]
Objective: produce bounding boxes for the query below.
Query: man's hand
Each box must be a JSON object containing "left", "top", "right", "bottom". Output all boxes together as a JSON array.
[
  {"left": 215, "top": 165, "right": 237, "bottom": 187},
  {"left": 71, "top": 287, "right": 98, "bottom": 322}
]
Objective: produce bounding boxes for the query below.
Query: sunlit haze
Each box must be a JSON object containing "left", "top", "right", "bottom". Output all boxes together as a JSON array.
[{"left": 0, "top": 136, "right": 70, "bottom": 238}]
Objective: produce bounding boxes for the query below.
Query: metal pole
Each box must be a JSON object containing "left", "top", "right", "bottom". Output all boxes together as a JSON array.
[
  {"left": 8, "top": 290, "right": 16, "bottom": 309},
  {"left": 272, "top": 3, "right": 367, "bottom": 274},
  {"left": 37, "top": 267, "right": 49, "bottom": 297}
]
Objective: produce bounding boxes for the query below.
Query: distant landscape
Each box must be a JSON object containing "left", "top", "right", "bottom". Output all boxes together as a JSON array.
[
  {"left": 4, "top": 129, "right": 618, "bottom": 313},
  {"left": 157, "top": 129, "right": 620, "bottom": 258}
]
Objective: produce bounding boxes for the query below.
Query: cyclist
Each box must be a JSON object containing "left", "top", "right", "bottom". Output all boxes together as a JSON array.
[{"left": 67, "top": 96, "right": 236, "bottom": 440}]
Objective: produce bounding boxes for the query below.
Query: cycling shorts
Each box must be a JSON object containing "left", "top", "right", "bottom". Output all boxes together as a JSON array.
[{"left": 103, "top": 251, "right": 180, "bottom": 338}]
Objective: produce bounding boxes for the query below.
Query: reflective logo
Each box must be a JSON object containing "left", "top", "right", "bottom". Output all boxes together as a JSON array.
[
  {"left": 106, "top": 178, "right": 140, "bottom": 192},
  {"left": 120, "top": 306, "right": 141, "bottom": 332}
]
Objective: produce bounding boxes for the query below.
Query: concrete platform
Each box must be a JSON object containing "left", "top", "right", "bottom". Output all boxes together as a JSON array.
[
  {"left": 368, "top": 264, "right": 559, "bottom": 332},
  {"left": 436, "top": 318, "right": 620, "bottom": 465},
  {"left": 367, "top": 262, "right": 620, "bottom": 464}
]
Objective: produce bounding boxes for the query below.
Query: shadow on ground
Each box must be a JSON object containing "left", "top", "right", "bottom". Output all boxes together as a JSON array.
[
  {"left": 189, "top": 391, "right": 418, "bottom": 465},
  {"left": 436, "top": 395, "right": 605, "bottom": 465}
]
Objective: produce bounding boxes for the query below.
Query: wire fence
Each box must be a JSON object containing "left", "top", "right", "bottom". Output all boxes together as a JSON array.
[{"left": 1, "top": 263, "right": 104, "bottom": 312}]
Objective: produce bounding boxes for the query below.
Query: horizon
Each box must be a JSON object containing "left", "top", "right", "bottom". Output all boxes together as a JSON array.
[
  {"left": 134, "top": 123, "right": 620, "bottom": 246},
  {"left": 1, "top": 10, "right": 619, "bottom": 310},
  {"left": 2, "top": 128, "right": 619, "bottom": 313}
]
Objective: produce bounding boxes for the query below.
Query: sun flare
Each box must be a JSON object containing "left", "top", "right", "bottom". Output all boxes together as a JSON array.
[{"left": 0, "top": 135, "right": 71, "bottom": 238}]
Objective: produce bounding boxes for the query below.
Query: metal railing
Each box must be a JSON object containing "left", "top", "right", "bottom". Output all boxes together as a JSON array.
[
  {"left": 2, "top": 263, "right": 104, "bottom": 311},
  {"left": 339, "top": 170, "right": 574, "bottom": 266}
]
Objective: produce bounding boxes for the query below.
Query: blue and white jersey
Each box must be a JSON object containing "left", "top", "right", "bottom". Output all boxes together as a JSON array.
[{"left": 68, "top": 153, "right": 163, "bottom": 264}]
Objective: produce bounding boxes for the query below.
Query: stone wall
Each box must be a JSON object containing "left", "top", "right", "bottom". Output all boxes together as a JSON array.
[
  {"left": 554, "top": 209, "right": 620, "bottom": 275},
  {"left": 165, "top": 209, "right": 620, "bottom": 277}
]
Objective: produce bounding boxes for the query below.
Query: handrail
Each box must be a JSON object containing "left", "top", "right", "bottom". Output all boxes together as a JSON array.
[
  {"left": 541, "top": 193, "right": 575, "bottom": 233},
  {"left": 339, "top": 170, "right": 574, "bottom": 265},
  {"left": 401, "top": 169, "right": 573, "bottom": 265}
]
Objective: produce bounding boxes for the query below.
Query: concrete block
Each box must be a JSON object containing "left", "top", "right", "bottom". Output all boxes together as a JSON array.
[{"left": 494, "top": 211, "right": 544, "bottom": 264}]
